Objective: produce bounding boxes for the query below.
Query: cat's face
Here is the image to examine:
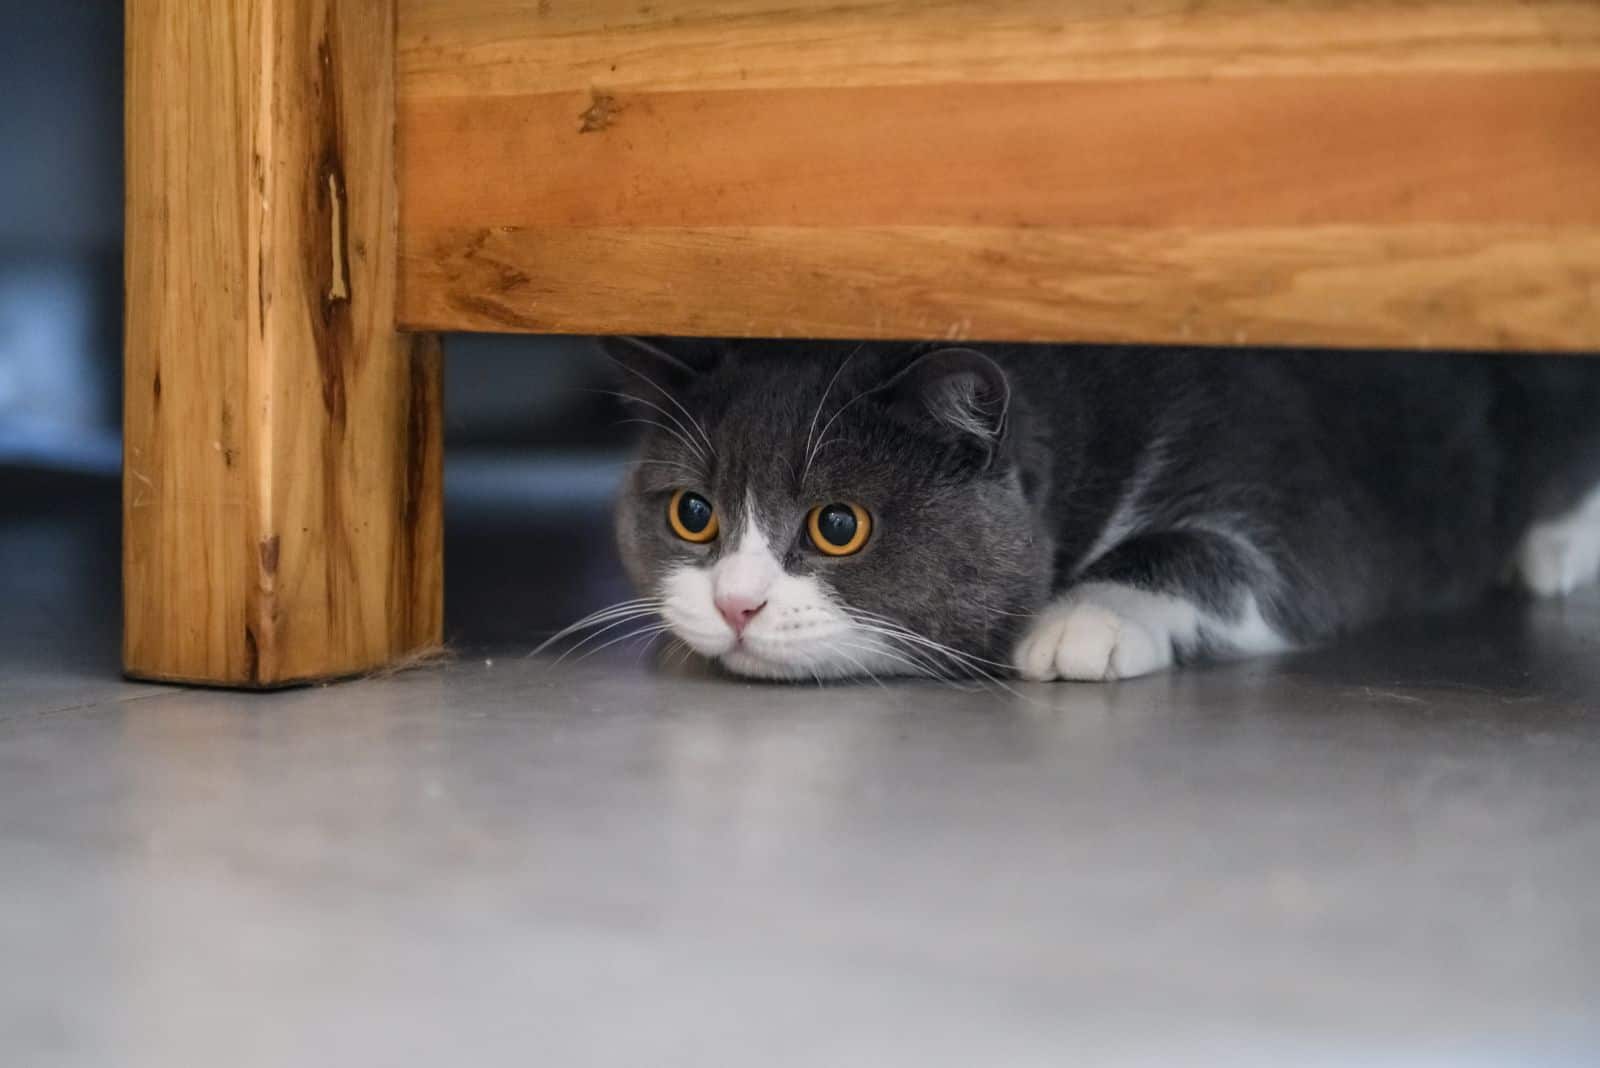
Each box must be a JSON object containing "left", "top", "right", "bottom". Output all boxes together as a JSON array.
[{"left": 612, "top": 340, "right": 1052, "bottom": 680}]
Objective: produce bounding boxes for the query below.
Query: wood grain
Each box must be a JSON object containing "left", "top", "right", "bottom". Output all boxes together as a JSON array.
[
  {"left": 395, "top": 0, "right": 1600, "bottom": 350},
  {"left": 126, "top": 0, "right": 443, "bottom": 687},
  {"left": 400, "top": 0, "right": 1600, "bottom": 95},
  {"left": 402, "top": 72, "right": 1600, "bottom": 231},
  {"left": 401, "top": 225, "right": 1600, "bottom": 350}
]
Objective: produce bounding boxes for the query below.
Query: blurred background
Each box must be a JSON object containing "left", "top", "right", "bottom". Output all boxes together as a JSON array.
[{"left": 0, "top": 2, "right": 635, "bottom": 660}]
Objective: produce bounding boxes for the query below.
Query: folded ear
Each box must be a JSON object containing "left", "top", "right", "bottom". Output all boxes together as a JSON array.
[
  {"left": 598, "top": 336, "right": 723, "bottom": 395},
  {"left": 877, "top": 347, "right": 1011, "bottom": 459}
]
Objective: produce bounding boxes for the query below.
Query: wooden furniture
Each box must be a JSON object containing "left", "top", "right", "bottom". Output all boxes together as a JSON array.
[{"left": 126, "top": 0, "right": 1600, "bottom": 686}]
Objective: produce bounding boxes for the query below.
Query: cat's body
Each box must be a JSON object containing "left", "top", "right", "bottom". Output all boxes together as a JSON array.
[{"left": 605, "top": 339, "right": 1600, "bottom": 682}]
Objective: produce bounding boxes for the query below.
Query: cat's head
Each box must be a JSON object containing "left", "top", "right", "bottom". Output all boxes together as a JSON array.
[{"left": 611, "top": 339, "right": 1052, "bottom": 680}]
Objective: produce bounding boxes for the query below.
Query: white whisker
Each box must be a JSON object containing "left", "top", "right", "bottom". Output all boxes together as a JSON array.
[
  {"left": 827, "top": 643, "right": 891, "bottom": 689},
  {"left": 573, "top": 622, "right": 676, "bottom": 663},
  {"left": 590, "top": 387, "right": 708, "bottom": 461},
  {"left": 531, "top": 598, "right": 664, "bottom": 658},
  {"left": 847, "top": 608, "right": 1017, "bottom": 671},
  {"left": 615, "top": 418, "right": 701, "bottom": 459},
  {"left": 553, "top": 609, "right": 669, "bottom": 664},
  {"left": 616, "top": 418, "right": 711, "bottom": 465},
  {"left": 626, "top": 458, "right": 706, "bottom": 480},
  {"left": 832, "top": 640, "right": 935, "bottom": 682},
  {"left": 840, "top": 630, "right": 946, "bottom": 676},
  {"left": 603, "top": 354, "right": 717, "bottom": 456},
  {"left": 533, "top": 598, "right": 661, "bottom": 643},
  {"left": 663, "top": 639, "right": 697, "bottom": 670},
  {"left": 803, "top": 343, "right": 865, "bottom": 481},
  {"left": 843, "top": 612, "right": 1035, "bottom": 701},
  {"left": 806, "top": 435, "right": 851, "bottom": 467},
  {"left": 803, "top": 382, "right": 879, "bottom": 484},
  {"left": 611, "top": 406, "right": 707, "bottom": 460}
]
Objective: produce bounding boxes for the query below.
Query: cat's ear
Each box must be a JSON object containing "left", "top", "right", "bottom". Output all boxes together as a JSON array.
[
  {"left": 878, "top": 347, "right": 1011, "bottom": 459},
  {"left": 598, "top": 336, "right": 722, "bottom": 396}
]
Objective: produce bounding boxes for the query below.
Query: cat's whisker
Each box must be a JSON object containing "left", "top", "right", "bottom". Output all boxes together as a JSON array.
[
  {"left": 615, "top": 417, "right": 711, "bottom": 466},
  {"left": 552, "top": 608, "right": 670, "bottom": 665},
  {"left": 844, "top": 613, "right": 1033, "bottom": 699},
  {"left": 838, "top": 638, "right": 997, "bottom": 694},
  {"left": 634, "top": 632, "right": 665, "bottom": 665},
  {"left": 845, "top": 608, "right": 1016, "bottom": 672},
  {"left": 969, "top": 599, "right": 1035, "bottom": 619},
  {"left": 572, "top": 622, "right": 677, "bottom": 663},
  {"left": 614, "top": 421, "right": 705, "bottom": 466},
  {"left": 851, "top": 626, "right": 1036, "bottom": 700},
  {"left": 620, "top": 355, "right": 718, "bottom": 457},
  {"left": 609, "top": 403, "right": 708, "bottom": 464},
  {"left": 839, "top": 629, "right": 946, "bottom": 676},
  {"left": 842, "top": 629, "right": 956, "bottom": 684},
  {"left": 803, "top": 379, "right": 878, "bottom": 484},
  {"left": 806, "top": 435, "right": 849, "bottom": 468},
  {"left": 532, "top": 598, "right": 662, "bottom": 649},
  {"left": 540, "top": 598, "right": 661, "bottom": 626},
  {"left": 603, "top": 352, "right": 718, "bottom": 457},
  {"left": 868, "top": 635, "right": 1013, "bottom": 693},
  {"left": 892, "top": 642, "right": 1033, "bottom": 699},
  {"left": 589, "top": 388, "right": 710, "bottom": 464},
  {"left": 831, "top": 640, "right": 935, "bottom": 684},
  {"left": 826, "top": 643, "right": 891, "bottom": 689},
  {"left": 530, "top": 598, "right": 665, "bottom": 658},
  {"left": 625, "top": 458, "right": 706, "bottom": 479},
  {"left": 803, "top": 343, "right": 865, "bottom": 480},
  {"left": 853, "top": 614, "right": 1017, "bottom": 672}
]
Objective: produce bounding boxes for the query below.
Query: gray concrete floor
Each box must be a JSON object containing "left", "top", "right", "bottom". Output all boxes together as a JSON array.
[{"left": 4, "top": 460, "right": 1600, "bottom": 1065}]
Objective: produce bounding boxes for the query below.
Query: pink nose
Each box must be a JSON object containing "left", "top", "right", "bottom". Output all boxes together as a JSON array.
[{"left": 715, "top": 594, "right": 766, "bottom": 636}]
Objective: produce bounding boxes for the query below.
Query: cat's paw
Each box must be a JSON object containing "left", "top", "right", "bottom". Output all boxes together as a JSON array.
[
  {"left": 1515, "top": 487, "right": 1600, "bottom": 597},
  {"left": 1013, "top": 598, "right": 1172, "bottom": 682}
]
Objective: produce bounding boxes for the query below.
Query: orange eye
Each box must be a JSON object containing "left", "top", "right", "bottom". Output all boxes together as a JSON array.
[
  {"left": 807, "top": 502, "right": 871, "bottom": 556},
  {"left": 668, "top": 489, "right": 719, "bottom": 543}
]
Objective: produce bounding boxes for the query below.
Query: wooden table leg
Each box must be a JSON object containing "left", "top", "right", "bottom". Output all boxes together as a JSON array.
[{"left": 124, "top": 0, "right": 442, "bottom": 687}]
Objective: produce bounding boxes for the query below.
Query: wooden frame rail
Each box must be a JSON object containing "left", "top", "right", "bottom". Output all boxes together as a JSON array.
[
  {"left": 126, "top": 0, "right": 1599, "bottom": 686},
  {"left": 397, "top": 0, "right": 1600, "bottom": 350}
]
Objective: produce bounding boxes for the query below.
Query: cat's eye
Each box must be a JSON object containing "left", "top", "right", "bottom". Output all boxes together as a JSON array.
[
  {"left": 807, "top": 502, "right": 871, "bottom": 556},
  {"left": 668, "top": 489, "right": 719, "bottom": 543}
]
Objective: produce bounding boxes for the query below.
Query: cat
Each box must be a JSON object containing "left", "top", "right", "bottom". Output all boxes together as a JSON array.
[{"left": 591, "top": 337, "right": 1600, "bottom": 683}]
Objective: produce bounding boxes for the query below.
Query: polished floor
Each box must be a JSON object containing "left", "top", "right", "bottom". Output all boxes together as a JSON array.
[{"left": 4, "top": 460, "right": 1600, "bottom": 1065}]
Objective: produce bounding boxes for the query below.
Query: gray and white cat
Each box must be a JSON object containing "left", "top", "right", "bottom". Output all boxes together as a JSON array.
[{"left": 593, "top": 338, "right": 1600, "bottom": 683}]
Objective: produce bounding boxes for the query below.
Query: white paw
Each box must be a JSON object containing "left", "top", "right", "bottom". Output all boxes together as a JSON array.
[
  {"left": 1013, "top": 599, "right": 1173, "bottom": 682},
  {"left": 1516, "top": 517, "right": 1600, "bottom": 598}
]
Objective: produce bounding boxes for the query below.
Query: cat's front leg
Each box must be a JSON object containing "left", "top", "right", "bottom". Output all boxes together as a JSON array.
[{"left": 1014, "top": 531, "right": 1294, "bottom": 682}]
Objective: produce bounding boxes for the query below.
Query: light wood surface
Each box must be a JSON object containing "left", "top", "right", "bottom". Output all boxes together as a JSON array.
[
  {"left": 396, "top": 0, "right": 1600, "bottom": 350},
  {"left": 125, "top": 0, "right": 442, "bottom": 687},
  {"left": 403, "top": 72, "right": 1598, "bottom": 231},
  {"left": 402, "top": 225, "right": 1600, "bottom": 349},
  {"left": 400, "top": 0, "right": 1600, "bottom": 93}
]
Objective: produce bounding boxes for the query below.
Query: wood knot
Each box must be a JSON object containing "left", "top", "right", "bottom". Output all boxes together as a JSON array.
[
  {"left": 259, "top": 534, "right": 281, "bottom": 579},
  {"left": 579, "top": 91, "right": 623, "bottom": 133}
]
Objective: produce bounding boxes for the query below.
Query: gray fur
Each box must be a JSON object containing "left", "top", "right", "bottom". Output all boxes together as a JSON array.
[{"left": 608, "top": 339, "right": 1600, "bottom": 678}]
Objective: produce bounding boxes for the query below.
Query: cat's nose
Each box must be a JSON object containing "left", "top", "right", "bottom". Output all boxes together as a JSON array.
[{"left": 715, "top": 594, "right": 767, "bottom": 636}]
